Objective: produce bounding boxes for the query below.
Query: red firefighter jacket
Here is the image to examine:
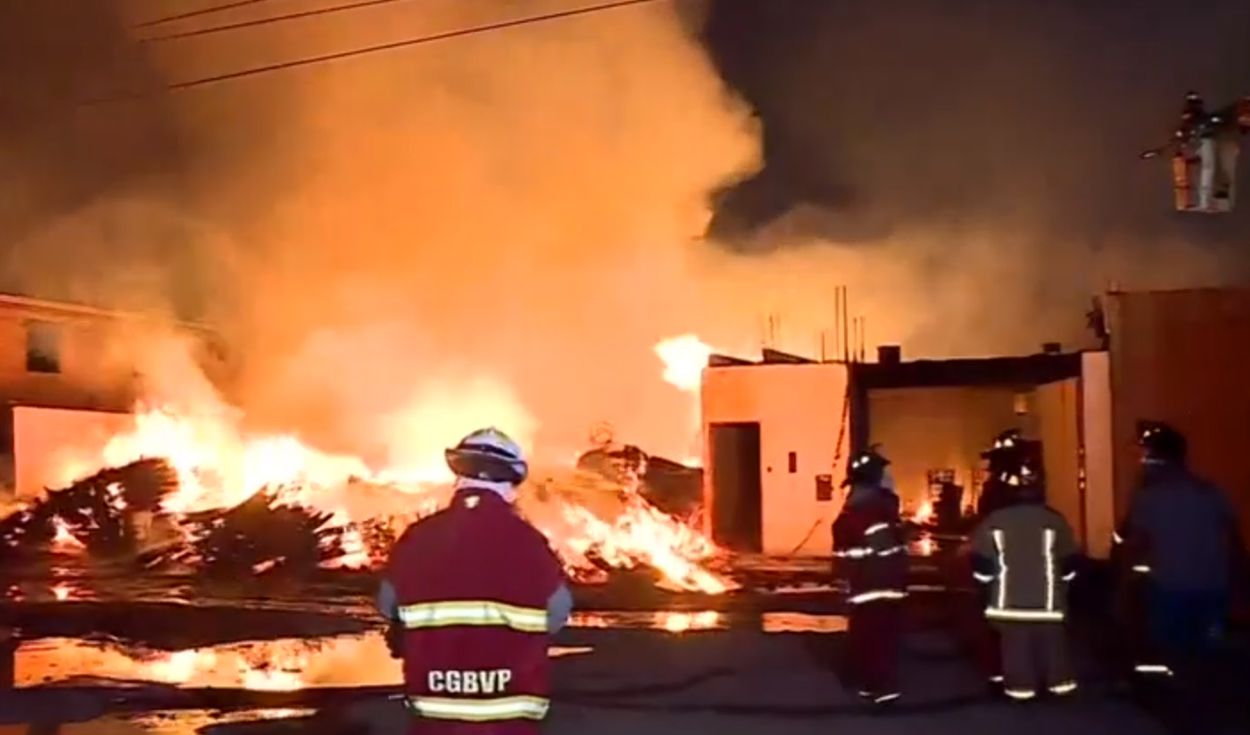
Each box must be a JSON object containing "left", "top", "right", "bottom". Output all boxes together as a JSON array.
[
  {"left": 832, "top": 487, "right": 909, "bottom": 605},
  {"left": 387, "top": 489, "right": 566, "bottom": 730}
]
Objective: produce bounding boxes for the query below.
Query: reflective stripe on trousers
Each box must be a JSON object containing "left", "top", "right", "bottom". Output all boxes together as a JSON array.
[
  {"left": 849, "top": 589, "right": 907, "bottom": 605},
  {"left": 985, "top": 607, "right": 1064, "bottom": 622},
  {"left": 398, "top": 600, "right": 548, "bottom": 633},
  {"left": 406, "top": 695, "right": 550, "bottom": 722}
]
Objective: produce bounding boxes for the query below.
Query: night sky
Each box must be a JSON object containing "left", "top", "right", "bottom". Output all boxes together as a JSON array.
[{"left": 701, "top": 0, "right": 1250, "bottom": 250}]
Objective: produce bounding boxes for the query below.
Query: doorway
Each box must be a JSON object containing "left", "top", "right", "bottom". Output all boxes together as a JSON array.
[{"left": 709, "top": 422, "right": 762, "bottom": 552}]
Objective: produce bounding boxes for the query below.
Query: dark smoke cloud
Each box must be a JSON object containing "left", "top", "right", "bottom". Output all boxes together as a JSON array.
[
  {"left": 702, "top": 0, "right": 1250, "bottom": 355},
  {"left": 0, "top": 1, "right": 215, "bottom": 317}
]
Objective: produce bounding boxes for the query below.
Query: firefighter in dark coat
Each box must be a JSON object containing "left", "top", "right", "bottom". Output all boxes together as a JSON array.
[
  {"left": 1113, "top": 421, "right": 1241, "bottom": 682},
  {"left": 377, "top": 428, "right": 574, "bottom": 734},
  {"left": 967, "top": 429, "right": 1029, "bottom": 685},
  {"left": 971, "top": 456, "right": 1080, "bottom": 702},
  {"left": 832, "top": 448, "right": 908, "bottom": 704}
]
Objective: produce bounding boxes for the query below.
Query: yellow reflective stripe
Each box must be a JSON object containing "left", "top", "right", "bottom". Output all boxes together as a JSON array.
[
  {"left": 834, "top": 546, "right": 874, "bottom": 558},
  {"left": 849, "top": 589, "right": 907, "bottom": 604},
  {"left": 985, "top": 607, "right": 1065, "bottom": 622},
  {"left": 865, "top": 522, "right": 891, "bottom": 536},
  {"left": 398, "top": 601, "right": 548, "bottom": 633},
  {"left": 407, "top": 695, "right": 549, "bottom": 722},
  {"left": 991, "top": 529, "right": 1008, "bottom": 611},
  {"left": 1049, "top": 681, "right": 1078, "bottom": 695},
  {"left": 1132, "top": 564, "right": 1152, "bottom": 574},
  {"left": 1043, "top": 528, "right": 1056, "bottom": 612},
  {"left": 1004, "top": 688, "right": 1036, "bottom": 700}
]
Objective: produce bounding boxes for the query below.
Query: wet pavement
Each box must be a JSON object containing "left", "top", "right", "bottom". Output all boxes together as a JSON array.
[{"left": 0, "top": 555, "right": 1244, "bottom": 734}]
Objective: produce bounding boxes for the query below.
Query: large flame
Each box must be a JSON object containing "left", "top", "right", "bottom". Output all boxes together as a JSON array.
[
  {"left": 654, "top": 335, "right": 716, "bottom": 393},
  {"left": 45, "top": 339, "right": 733, "bottom": 593}
]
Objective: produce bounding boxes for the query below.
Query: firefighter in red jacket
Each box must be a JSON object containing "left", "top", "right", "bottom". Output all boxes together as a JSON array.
[
  {"left": 377, "top": 428, "right": 574, "bottom": 734},
  {"left": 832, "top": 447, "right": 908, "bottom": 704}
]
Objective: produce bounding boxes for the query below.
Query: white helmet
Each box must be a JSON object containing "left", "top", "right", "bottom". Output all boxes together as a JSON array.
[{"left": 445, "top": 428, "right": 528, "bottom": 485}]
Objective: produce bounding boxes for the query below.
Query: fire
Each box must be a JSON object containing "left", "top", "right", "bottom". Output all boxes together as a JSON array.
[
  {"left": 51, "top": 518, "right": 84, "bottom": 551},
  {"left": 654, "top": 335, "right": 715, "bottom": 393},
  {"left": 545, "top": 494, "right": 733, "bottom": 594},
  {"left": 660, "top": 611, "right": 722, "bottom": 633},
  {"left": 53, "top": 408, "right": 729, "bottom": 592},
  {"left": 912, "top": 500, "right": 934, "bottom": 525}
]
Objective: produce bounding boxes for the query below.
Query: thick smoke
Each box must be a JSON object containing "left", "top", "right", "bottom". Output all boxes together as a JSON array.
[
  {"left": 140, "top": 0, "right": 759, "bottom": 463},
  {"left": 12, "top": 0, "right": 1249, "bottom": 469},
  {"left": 703, "top": 0, "right": 1250, "bottom": 356},
  {"left": 0, "top": 1, "right": 222, "bottom": 317}
]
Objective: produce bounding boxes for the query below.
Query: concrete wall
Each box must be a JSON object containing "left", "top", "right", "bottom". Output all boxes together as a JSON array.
[
  {"left": 1081, "top": 352, "right": 1115, "bottom": 559},
  {"left": 866, "top": 386, "right": 1023, "bottom": 513},
  {"left": 0, "top": 309, "right": 136, "bottom": 412},
  {"left": 12, "top": 406, "right": 133, "bottom": 498},
  {"left": 1106, "top": 289, "right": 1250, "bottom": 543},
  {"left": 0, "top": 295, "right": 224, "bottom": 496},
  {"left": 701, "top": 363, "right": 850, "bottom": 556},
  {"left": 1035, "top": 378, "right": 1082, "bottom": 545}
]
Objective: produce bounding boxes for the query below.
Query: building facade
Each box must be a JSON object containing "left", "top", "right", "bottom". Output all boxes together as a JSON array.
[
  {"left": 0, "top": 293, "right": 223, "bottom": 494},
  {"left": 700, "top": 287, "right": 1250, "bottom": 560}
]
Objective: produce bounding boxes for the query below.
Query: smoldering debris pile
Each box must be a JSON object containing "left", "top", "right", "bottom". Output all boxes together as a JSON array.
[
  {"left": 0, "top": 459, "right": 175, "bottom": 560},
  {"left": 0, "top": 462, "right": 397, "bottom": 575},
  {"left": 0, "top": 453, "right": 727, "bottom": 591}
]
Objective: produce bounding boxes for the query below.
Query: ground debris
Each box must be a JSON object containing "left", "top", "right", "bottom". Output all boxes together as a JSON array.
[{"left": 0, "top": 460, "right": 176, "bottom": 560}]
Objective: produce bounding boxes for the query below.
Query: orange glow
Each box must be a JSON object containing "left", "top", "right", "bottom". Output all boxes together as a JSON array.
[
  {"left": 654, "top": 335, "right": 716, "bottom": 393},
  {"left": 55, "top": 396, "right": 730, "bottom": 592},
  {"left": 51, "top": 583, "right": 71, "bottom": 601},
  {"left": 15, "top": 634, "right": 593, "bottom": 690},
  {"left": 50, "top": 518, "right": 84, "bottom": 552},
  {"left": 659, "top": 610, "right": 722, "bottom": 633},
  {"left": 912, "top": 500, "right": 934, "bottom": 525}
]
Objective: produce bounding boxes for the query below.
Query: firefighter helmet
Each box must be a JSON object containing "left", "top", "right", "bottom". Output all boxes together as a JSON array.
[
  {"left": 1136, "top": 421, "right": 1187, "bottom": 464},
  {"left": 982, "top": 429, "right": 1023, "bottom": 458},
  {"left": 843, "top": 447, "right": 890, "bottom": 488},
  {"left": 445, "top": 428, "right": 529, "bottom": 485}
]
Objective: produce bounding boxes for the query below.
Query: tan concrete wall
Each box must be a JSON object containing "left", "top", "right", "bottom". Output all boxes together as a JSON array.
[
  {"left": 1081, "top": 352, "right": 1115, "bottom": 559},
  {"left": 0, "top": 309, "right": 138, "bottom": 412},
  {"left": 12, "top": 406, "right": 134, "bottom": 498},
  {"left": 701, "top": 363, "right": 851, "bottom": 556},
  {"left": 1036, "top": 378, "right": 1082, "bottom": 545},
  {"left": 1107, "top": 289, "right": 1250, "bottom": 544},
  {"left": 866, "top": 386, "right": 1022, "bottom": 513}
]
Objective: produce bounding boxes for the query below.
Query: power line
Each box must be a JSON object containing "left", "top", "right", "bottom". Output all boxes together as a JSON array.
[
  {"left": 133, "top": 0, "right": 664, "bottom": 97},
  {"left": 135, "top": 0, "right": 283, "bottom": 29},
  {"left": 141, "top": 0, "right": 413, "bottom": 43}
]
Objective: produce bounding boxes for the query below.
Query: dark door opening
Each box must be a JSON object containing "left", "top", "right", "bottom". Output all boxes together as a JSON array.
[{"left": 710, "top": 422, "right": 762, "bottom": 553}]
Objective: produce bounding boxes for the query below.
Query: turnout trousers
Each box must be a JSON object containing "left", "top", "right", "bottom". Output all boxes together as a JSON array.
[
  {"left": 994, "top": 622, "right": 1076, "bottom": 700},
  {"left": 846, "top": 599, "right": 902, "bottom": 697}
]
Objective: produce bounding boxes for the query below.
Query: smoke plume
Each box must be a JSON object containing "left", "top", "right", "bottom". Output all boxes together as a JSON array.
[
  {"left": 8, "top": 0, "right": 1250, "bottom": 468},
  {"left": 28, "top": 0, "right": 758, "bottom": 464},
  {"left": 703, "top": 0, "right": 1250, "bottom": 356}
]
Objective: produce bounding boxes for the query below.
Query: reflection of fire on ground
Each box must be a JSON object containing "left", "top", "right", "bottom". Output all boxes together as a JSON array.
[{"left": 14, "top": 634, "right": 593, "bottom": 691}]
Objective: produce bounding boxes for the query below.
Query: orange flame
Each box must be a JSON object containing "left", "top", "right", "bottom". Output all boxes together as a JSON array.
[
  {"left": 44, "top": 333, "right": 730, "bottom": 592},
  {"left": 654, "top": 334, "right": 715, "bottom": 393},
  {"left": 51, "top": 518, "right": 84, "bottom": 552},
  {"left": 912, "top": 500, "right": 934, "bottom": 525},
  {"left": 58, "top": 403, "right": 729, "bottom": 592}
]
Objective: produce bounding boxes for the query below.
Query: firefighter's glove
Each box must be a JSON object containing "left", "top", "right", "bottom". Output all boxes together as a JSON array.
[{"left": 385, "top": 620, "right": 404, "bottom": 659}]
